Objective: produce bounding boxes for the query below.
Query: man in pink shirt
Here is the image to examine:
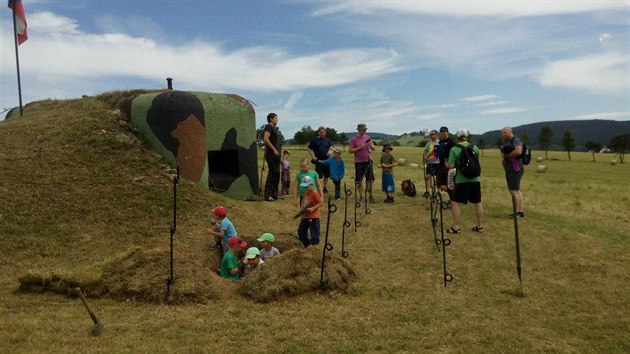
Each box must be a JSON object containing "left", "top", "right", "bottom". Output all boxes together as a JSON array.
[{"left": 348, "top": 123, "right": 376, "bottom": 201}]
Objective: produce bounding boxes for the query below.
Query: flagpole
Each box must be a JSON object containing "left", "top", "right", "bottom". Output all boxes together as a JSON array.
[{"left": 12, "top": 6, "right": 24, "bottom": 116}]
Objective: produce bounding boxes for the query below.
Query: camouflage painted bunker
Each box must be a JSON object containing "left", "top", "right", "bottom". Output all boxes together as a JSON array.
[{"left": 129, "top": 90, "right": 259, "bottom": 199}]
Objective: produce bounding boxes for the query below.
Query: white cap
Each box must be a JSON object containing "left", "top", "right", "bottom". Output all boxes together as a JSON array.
[{"left": 455, "top": 128, "right": 469, "bottom": 138}]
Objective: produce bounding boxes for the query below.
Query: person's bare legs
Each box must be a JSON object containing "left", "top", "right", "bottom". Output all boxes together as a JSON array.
[
  {"left": 509, "top": 189, "right": 523, "bottom": 213},
  {"left": 474, "top": 202, "right": 484, "bottom": 228},
  {"left": 450, "top": 201, "right": 461, "bottom": 231}
]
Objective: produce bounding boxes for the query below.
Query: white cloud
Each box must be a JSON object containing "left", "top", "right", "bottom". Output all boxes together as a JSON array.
[
  {"left": 560, "top": 111, "right": 630, "bottom": 120},
  {"left": 94, "top": 14, "right": 167, "bottom": 40},
  {"left": 28, "top": 12, "right": 81, "bottom": 34},
  {"left": 462, "top": 94, "right": 498, "bottom": 102},
  {"left": 480, "top": 107, "right": 526, "bottom": 115},
  {"left": 313, "top": 1, "right": 629, "bottom": 18},
  {"left": 599, "top": 33, "right": 612, "bottom": 44},
  {"left": 284, "top": 91, "right": 304, "bottom": 109},
  {"left": 1, "top": 12, "right": 402, "bottom": 102},
  {"left": 312, "top": 0, "right": 629, "bottom": 94},
  {"left": 475, "top": 101, "right": 509, "bottom": 107},
  {"left": 539, "top": 52, "right": 629, "bottom": 94}
]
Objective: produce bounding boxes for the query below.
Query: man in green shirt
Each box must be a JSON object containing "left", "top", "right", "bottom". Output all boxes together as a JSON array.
[
  {"left": 220, "top": 236, "right": 248, "bottom": 280},
  {"left": 446, "top": 129, "right": 484, "bottom": 234}
]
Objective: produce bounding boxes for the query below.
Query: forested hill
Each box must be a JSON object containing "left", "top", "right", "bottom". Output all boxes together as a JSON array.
[{"left": 477, "top": 120, "right": 630, "bottom": 150}]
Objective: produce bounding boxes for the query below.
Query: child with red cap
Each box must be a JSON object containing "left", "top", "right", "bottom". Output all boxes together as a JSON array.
[
  {"left": 220, "top": 236, "right": 247, "bottom": 280},
  {"left": 206, "top": 206, "right": 238, "bottom": 254}
]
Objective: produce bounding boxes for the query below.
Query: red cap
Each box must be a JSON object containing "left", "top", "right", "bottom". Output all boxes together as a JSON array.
[
  {"left": 228, "top": 236, "right": 247, "bottom": 248},
  {"left": 211, "top": 206, "right": 227, "bottom": 218}
]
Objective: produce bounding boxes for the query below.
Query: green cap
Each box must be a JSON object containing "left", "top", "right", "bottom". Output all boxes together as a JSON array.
[
  {"left": 245, "top": 247, "right": 260, "bottom": 259},
  {"left": 256, "top": 233, "right": 275, "bottom": 243}
]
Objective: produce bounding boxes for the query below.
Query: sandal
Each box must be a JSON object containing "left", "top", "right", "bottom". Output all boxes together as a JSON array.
[
  {"left": 446, "top": 227, "right": 461, "bottom": 234},
  {"left": 471, "top": 226, "right": 484, "bottom": 233}
]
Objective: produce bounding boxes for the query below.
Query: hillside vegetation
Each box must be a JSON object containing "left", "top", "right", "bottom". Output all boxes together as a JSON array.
[
  {"left": 477, "top": 119, "right": 630, "bottom": 150},
  {"left": 1, "top": 94, "right": 629, "bottom": 352}
]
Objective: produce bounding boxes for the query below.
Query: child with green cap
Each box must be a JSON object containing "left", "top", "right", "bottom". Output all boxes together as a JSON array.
[
  {"left": 257, "top": 232, "right": 280, "bottom": 261},
  {"left": 241, "top": 247, "right": 265, "bottom": 276}
]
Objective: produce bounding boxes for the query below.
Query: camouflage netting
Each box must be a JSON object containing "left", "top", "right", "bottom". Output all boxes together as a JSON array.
[
  {"left": 18, "top": 245, "right": 358, "bottom": 304},
  {"left": 239, "top": 247, "right": 357, "bottom": 303}
]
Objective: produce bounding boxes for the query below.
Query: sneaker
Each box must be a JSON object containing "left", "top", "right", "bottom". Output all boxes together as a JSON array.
[
  {"left": 509, "top": 212, "right": 525, "bottom": 219},
  {"left": 383, "top": 198, "right": 391, "bottom": 203},
  {"left": 423, "top": 191, "right": 430, "bottom": 198},
  {"left": 264, "top": 196, "right": 276, "bottom": 202}
]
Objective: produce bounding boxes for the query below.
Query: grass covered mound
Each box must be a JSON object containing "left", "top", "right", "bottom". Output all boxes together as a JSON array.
[
  {"left": 18, "top": 247, "right": 227, "bottom": 304},
  {"left": 18, "top": 246, "right": 358, "bottom": 304},
  {"left": 100, "top": 247, "right": 226, "bottom": 304},
  {"left": 239, "top": 247, "right": 357, "bottom": 302}
]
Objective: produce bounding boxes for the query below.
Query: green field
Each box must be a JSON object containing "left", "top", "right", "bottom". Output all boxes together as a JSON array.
[{"left": 1, "top": 95, "right": 629, "bottom": 352}]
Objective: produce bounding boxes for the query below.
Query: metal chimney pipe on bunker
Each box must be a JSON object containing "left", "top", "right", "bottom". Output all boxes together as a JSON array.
[{"left": 166, "top": 77, "right": 173, "bottom": 90}]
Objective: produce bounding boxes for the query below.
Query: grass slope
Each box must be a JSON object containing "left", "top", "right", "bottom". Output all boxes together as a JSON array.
[{"left": 0, "top": 94, "right": 629, "bottom": 352}]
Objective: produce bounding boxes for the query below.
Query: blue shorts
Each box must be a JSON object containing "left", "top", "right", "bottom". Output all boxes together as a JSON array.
[{"left": 382, "top": 174, "right": 395, "bottom": 193}]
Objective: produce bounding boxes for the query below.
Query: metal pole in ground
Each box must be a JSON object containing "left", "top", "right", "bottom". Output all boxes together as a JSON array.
[
  {"left": 341, "top": 183, "right": 351, "bottom": 258},
  {"left": 167, "top": 165, "right": 179, "bottom": 298},
  {"left": 512, "top": 195, "right": 525, "bottom": 297},
  {"left": 320, "top": 197, "right": 337, "bottom": 290}
]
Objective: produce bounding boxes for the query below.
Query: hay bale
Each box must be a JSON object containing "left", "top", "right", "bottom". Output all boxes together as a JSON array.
[
  {"left": 238, "top": 247, "right": 356, "bottom": 302},
  {"left": 611, "top": 159, "right": 618, "bottom": 165},
  {"left": 397, "top": 158, "right": 407, "bottom": 166},
  {"left": 409, "top": 163, "right": 419, "bottom": 168},
  {"left": 536, "top": 165, "right": 547, "bottom": 173},
  {"left": 536, "top": 157, "right": 544, "bottom": 163}
]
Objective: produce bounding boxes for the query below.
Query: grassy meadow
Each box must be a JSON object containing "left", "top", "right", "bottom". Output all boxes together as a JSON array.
[{"left": 0, "top": 95, "right": 629, "bottom": 353}]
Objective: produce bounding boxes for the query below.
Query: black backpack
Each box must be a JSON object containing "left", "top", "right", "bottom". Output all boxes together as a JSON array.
[
  {"left": 401, "top": 180, "right": 417, "bottom": 197},
  {"left": 455, "top": 144, "right": 481, "bottom": 178},
  {"left": 511, "top": 137, "right": 531, "bottom": 165}
]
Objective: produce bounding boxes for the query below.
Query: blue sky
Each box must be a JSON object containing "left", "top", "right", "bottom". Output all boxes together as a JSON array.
[{"left": 2, "top": 0, "right": 629, "bottom": 137}]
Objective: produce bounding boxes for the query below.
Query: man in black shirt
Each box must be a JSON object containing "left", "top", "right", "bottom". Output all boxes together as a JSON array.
[
  {"left": 263, "top": 113, "right": 281, "bottom": 201},
  {"left": 307, "top": 126, "right": 333, "bottom": 193},
  {"left": 434, "top": 126, "right": 455, "bottom": 196}
]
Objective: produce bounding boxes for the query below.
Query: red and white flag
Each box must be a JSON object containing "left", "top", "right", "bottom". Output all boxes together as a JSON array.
[{"left": 8, "top": 0, "right": 28, "bottom": 45}]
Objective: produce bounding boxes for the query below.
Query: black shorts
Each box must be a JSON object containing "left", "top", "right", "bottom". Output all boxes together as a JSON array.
[
  {"left": 435, "top": 166, "right": 449, "bottom": 187},
  {"left": 426, "top": 163, "right": 440, "bottom": 177},
  {"left": 452, "top": 182, "right": 481, "bottom": 204},
  {"left": 355, "top": 162, "right": 375, "bottom": 184},
  {"left": 315, "top": 162, "right": 330, "bottom": 178},
  {"left": 505, "top": 169, "right": 524, "bottom": 191}
]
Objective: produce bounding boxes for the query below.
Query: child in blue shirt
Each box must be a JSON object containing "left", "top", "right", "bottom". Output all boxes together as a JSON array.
[
  {"left": 318, "top": 148, "right": 345, "bottom": 200},
  {"left": 206, "top": 206, "right": 237, "bottom": 255}
]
